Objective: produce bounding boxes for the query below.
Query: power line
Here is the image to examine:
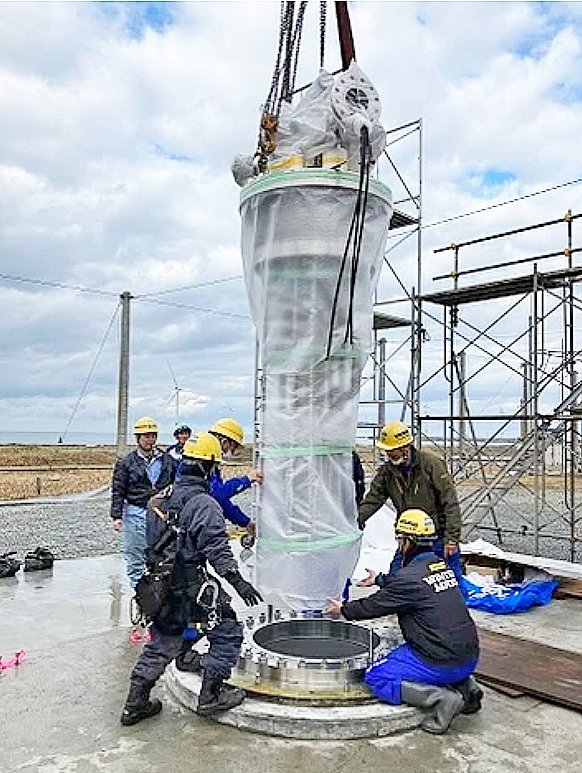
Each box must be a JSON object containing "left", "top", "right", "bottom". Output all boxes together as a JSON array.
[
  {"left": 386, "top": 177, "right": 582, "bottom": 240},
  {"left": 61, "top": 302, "right": 121, "bottom": 442},
  {"left": 424, "top": 177, "right": 582, "bottom": 230},
  {"left": 134, "top": 296, "right": 249, "bottom": 319},
  {"left": 135, "top": 275, "right": 242, "bottom": 298},
  {"left": 0, "top": 272, "right": 247, "bottom": 319},
  {"left": 0, "top": 272, "right": 118, "bottom": 297}
]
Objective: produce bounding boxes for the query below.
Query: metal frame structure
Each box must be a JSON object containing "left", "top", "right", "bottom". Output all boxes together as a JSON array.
[
  {"left": 415, "top": 212, "right": 582, "bottom": 561},
  {"left": 357, "top": 118, "right": 423, "bottom": 472}
]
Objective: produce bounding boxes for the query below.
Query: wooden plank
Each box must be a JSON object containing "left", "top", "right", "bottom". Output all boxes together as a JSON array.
[
  {"left": 476, "top": 677, "right": 525, "bottom": 698},
  {"left": 553, "top": 579, "right": 582, "bottom": 601},
  {"left": 461, "top": 545, "right": 582, "bottom": 581},
  {"left": 476, "top": 629, "right": 582, "bottom": 711}
]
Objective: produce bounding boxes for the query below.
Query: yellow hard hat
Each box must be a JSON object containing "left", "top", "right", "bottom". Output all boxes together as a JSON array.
[
  {"left": 377, "top": 421, "right": 413, "bottom": 451},
  {"left": 395, "top": 509, "right": 436, "bottom": 541},
  {"left": 209, "top": 417, "right": 244, "bottom": 446},
  {"left": 133, "top": 416, "right": 158, "bottom": 435},
  {"left": 182, "top": 432, "right": 222, "bottom": 463}
]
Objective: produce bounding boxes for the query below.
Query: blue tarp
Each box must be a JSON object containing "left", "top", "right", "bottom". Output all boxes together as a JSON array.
[{"left": 459, "top": 576, "right": 558, "bottom": 614}]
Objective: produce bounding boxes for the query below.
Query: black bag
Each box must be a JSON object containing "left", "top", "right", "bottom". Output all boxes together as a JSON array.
[
  {"left": 134, "top": 560, "right": 175, "bottom": 621},
  {"left": 132, "top": 487, "right": 181, "bottom": 623}
]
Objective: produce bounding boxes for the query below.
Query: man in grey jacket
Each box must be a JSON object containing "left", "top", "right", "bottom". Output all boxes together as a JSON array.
[{"left": 120, "top": 432, "right": 262, "bottom": 726}]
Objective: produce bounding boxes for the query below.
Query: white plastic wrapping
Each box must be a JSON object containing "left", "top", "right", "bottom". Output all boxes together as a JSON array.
[{"left": 240, "top": 169, "right": 392, "bottom": 609}]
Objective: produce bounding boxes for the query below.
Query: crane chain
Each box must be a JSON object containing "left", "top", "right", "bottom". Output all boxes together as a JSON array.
[{"left": 319, "top": 1, "right": 327, "bottom": 70}]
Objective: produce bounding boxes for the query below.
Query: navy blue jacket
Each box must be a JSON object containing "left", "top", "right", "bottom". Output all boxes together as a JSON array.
[
  {"left": 147, "top": 476, "right": 237, "bottom": 577},
  {"left": 342, "top": 552, "right": 479, "bottom": 667},
  {"left": 110, "top": 449, "right": 174, "bottom": 520}
]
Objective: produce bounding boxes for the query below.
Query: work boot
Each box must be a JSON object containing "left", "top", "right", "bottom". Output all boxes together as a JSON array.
[
  {"left": 0, "top": 552, "right": 21, "bottom": 578},
  {"left": 455, "top": 675, "right": 484, "bottom": 715},
  {"left": 196, "top": 672, "right": 246, "bottom": 717},
  {"left": 24, "top": 547, "right": 54, "bottom": 572},
  {"left": 120, "top": 680, "right": 162, "bottom": 726},
  {"left": 401, "top": 681, "right": 464, "bottom": 735},
  {"left": 175, "top": 647, "right": 203, "bottom": 673}
]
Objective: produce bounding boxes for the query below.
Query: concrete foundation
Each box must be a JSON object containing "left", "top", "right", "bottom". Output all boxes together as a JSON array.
[{"left": 166, "top": 664, "right": 423, "bottom": 740}]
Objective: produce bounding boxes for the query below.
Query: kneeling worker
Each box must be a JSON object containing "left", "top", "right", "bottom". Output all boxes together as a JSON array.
[
  {"left": 120, "top": 432, "right": 263, "bottom": 726},
  {"left": 326, "top": 509, "right": 482, "bottom": 735}
]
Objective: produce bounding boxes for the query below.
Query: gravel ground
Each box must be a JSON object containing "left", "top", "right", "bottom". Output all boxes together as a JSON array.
[
  {"left": 0, "top": 488, "right": 255, "bottom": 561},
  {"left": 1, "top": 486, "right": 580, "bottom": 564}
]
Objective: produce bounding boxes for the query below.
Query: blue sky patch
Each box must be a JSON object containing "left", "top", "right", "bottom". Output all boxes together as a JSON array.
[
  {"left": 95, "top": 2, "right": 175, "bottom": 39},
  {"left": 462, "top": 168, "right": 516, "bottom": 198},
  {"left": 153, "top": 143, "right": 195, "bottom": 163}
]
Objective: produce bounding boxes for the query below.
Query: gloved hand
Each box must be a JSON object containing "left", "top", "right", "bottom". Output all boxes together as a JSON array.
[{"left": 224, "top": 570, "right": 263, "bottom": 607}]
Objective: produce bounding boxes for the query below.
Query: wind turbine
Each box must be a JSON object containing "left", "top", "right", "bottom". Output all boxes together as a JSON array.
[
  {"left": 166, "top": 362, "right": 200, "bottom": 422},
  {"left": 167, "top": 362, "right": 183, "bottom": 422}
]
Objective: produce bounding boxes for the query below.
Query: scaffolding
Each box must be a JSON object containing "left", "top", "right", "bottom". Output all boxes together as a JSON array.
[
  {"left": 357, "top": 118, "right": 422, "bottom": 473},
  {"left": 415, "top": 211, "right": 582, "bottom": 561}
]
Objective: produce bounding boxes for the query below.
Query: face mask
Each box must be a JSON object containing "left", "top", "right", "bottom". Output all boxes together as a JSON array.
[
  {"left": 223, "top": 449, "right": 234, "bottom": 461},
  {"left": 388, "top": 454, "right": 408, "bottom": 467}
]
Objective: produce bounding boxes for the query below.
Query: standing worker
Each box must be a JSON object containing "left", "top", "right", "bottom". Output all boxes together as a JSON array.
[
  {"left": 120, "top": 432, "right": 262, "bottom": 726},
  {"left": 173, "top": 417, "right": 262, "bottom": 673},
  {"left": 110, "top": 417, "right": 174, "bottom": 589},
  {"left": 207, "top": 417, "right": 263, "bottom": 534},
  {"left": 327, "top": 509, "right": 482, "bottom": 735},
  {"left": 358, "top": 421, "right": 462, "bottom": 577},
  {"left": 166, "top": 422, "right": 192, "bottom": 471}
]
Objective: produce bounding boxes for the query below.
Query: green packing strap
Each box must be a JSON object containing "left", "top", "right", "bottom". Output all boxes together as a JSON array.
[
  {"left": 261, "top": 445, "right": 353, "bottom": 459},
  {"left": 259, "top": 531, "right": 362, "bottom": 553},
  {"left": 264, "top": 346, "right": 365, "bottom": 367}
]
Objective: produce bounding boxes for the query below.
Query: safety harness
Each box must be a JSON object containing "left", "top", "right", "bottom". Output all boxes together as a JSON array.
[{"left": 132, "top": 491, "right": 221, "bottom": 631}]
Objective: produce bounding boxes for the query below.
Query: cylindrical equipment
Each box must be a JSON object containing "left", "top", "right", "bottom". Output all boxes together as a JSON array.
[{"left": 240, "top": 169, "right": 392, "bottom": 609}]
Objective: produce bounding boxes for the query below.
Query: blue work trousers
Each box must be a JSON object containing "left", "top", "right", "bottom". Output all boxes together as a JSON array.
[
  {"left": 122, "top": 509, "right": 147, "bottom": 589},
  {"left": 365, "top": 643, "right": 477, "bottom": 705},
  {"left": 132, "top": 617, "right": 243, "bottom": 686},
  {"left": 388, "top": 537, "right": 462, "bottom": 580}
]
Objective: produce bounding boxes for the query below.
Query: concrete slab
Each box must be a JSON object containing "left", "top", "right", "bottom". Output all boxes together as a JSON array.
[
  {"left": 2, "top": 554, "right": 582, "bottom": 773},
  {"left": 167, "top": 665, "right": 423, "bottom": 740}
]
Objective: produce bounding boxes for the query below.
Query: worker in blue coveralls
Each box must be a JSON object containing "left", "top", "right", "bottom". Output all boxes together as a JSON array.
[
  {"left": 174, "top": 417, "right": 262, "bottom": 672},
  {"left": 120, "top": 432, "right": 263, "bottom": 726},
  {"left": 207, "top": 417, "right": 262, "bottom": 534},
  {"left": 327, "top": 509, "right": 482, "bottom": 735}
]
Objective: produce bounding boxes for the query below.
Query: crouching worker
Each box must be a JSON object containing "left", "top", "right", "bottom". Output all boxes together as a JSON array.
[
  {"left": 120, "top": 432, "right": 263, "bottom": 727},
  {"left": 326, "top": 509, "right": 482, "bottom": 735}
]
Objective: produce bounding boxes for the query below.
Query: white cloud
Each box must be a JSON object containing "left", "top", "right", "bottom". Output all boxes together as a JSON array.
[{"left": 1, "top": 1, "right": 582, "bottom": 442}]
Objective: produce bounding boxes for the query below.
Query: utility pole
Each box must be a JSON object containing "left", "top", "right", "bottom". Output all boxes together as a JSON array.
[
  {"left": 377, "top": 337, "right": 386, "bottom": 429},
  {"left": 116, "top": 291, "right": 132, "bottom": 457}
]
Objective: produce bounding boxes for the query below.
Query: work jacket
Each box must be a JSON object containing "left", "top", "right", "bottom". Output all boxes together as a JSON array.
[
  {"left": 357, "top": 448, "right": 461, "bottom": 542},
  {"left": 342, "top": 552, "right": 479, "bottom": 667},
  {"left": 208, "top": 468, "right": 252, "bottom": 528},
  {"left": 147, "top": 476, "right": 238, "bottom": 575},
  {"left": 110, "top": 449, "right": 174, "bottom": 520}
]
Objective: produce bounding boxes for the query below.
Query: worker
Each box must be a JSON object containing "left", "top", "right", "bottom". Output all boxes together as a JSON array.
[
  {"left": 120, "top": 432, "right": 263, "bottom": 726},
  {"left": 326, "top": 509, "right": 482, "bottom": 735},
  {"left": 358, "top": 421, "right": 462, "bottom": 578},
  {"left": 207, "top": 417, "right": 263, "bottom": 534},
  {"left": 165, "top": 422, "right": 192, "bottom": 470},
  {"left": 110, "top": 417, "right": 174, "bottom": 590},
  {"left": 173, "top": 417, "right": 262, "bottom": 672}
]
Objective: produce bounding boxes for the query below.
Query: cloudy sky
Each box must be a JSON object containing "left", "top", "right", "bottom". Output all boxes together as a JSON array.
[{"left": 1, "top": 1, "right": 581, "bottom": 444}]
